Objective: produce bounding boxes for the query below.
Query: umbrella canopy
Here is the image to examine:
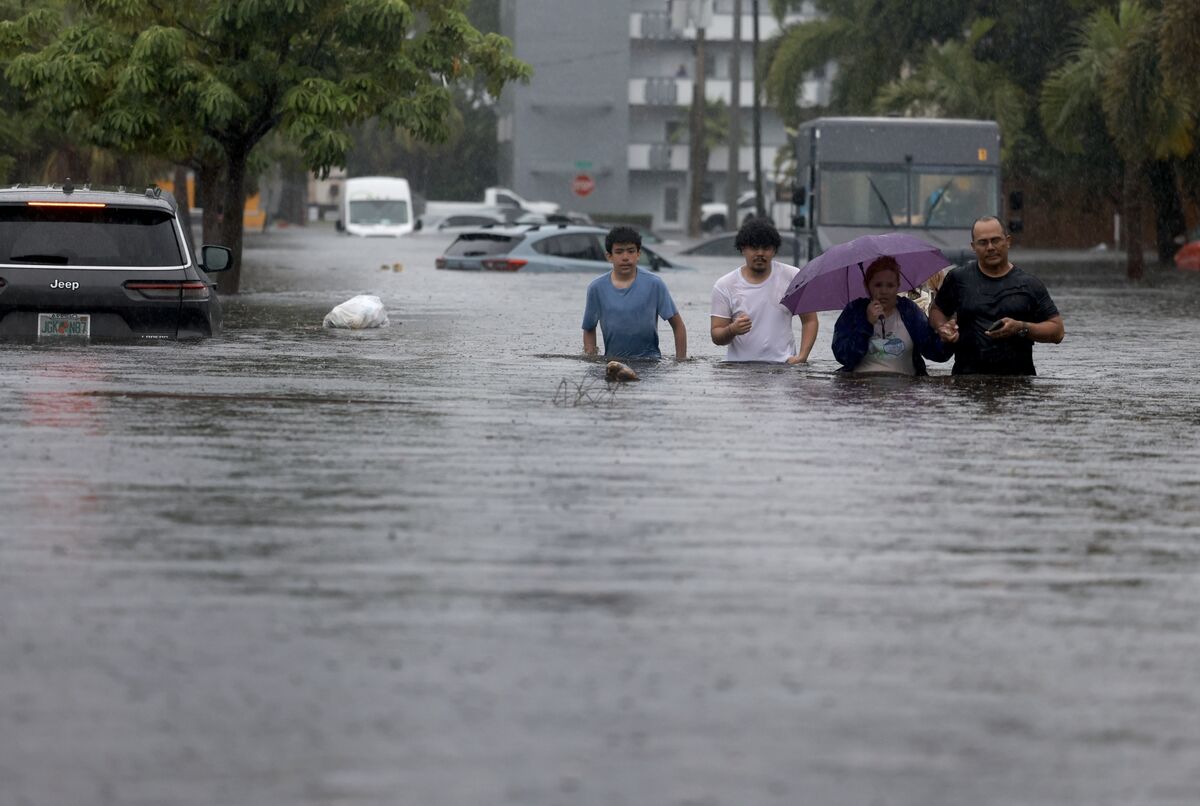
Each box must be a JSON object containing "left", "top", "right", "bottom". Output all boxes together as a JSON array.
[{"left": 780, "top": 233, "right": 952, "bottom": 314}]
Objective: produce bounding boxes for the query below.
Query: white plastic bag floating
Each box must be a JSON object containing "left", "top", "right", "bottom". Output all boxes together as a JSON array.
[{"left": 323, "top": 295, "right": 389, "bottom": 329}]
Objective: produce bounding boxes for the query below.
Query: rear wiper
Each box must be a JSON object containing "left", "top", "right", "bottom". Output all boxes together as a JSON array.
[{"left": 9, "top": 253, "right": 69, "bottom": 264}]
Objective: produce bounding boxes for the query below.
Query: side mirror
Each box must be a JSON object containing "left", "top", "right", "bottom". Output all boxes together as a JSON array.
[
  {"left": 1008, "top": 190, "right": 1024, "bottom": 212},
  {"left": 650, "top": 253, "right": 664, "bottom": 272},
  {"left": 200, "top": 244, "right": 232, "bottom": 272},
  {"left": 414, "top": 218, "right": 423, "bottom": 232},
  {"left": 1008, "top": 219, "right": 1024, "bottom": 234},
  {"left": 335, "top": 219, "right": 345, "bottom": 232}
]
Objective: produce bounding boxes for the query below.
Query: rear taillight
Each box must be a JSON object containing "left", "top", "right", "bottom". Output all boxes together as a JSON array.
[
  {"left": 481, "top": 258, "right": 527, "bottom": 271},
  {"left": 435, "top": 257, "right": 447, "bottom": 269},
  {"left": 125, "top": 280, "right": 210, "bottom": 301}
]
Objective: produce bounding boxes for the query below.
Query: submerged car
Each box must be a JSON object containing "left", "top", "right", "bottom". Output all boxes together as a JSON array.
[
  {"left": 594, "top": 220, "right": 668, "bottom": 245},
  {"left": 680, "top": 231, "right": 805, "bottom": 259},
  {"left": 0, "top": 183, "right": 232, "bottom": 341},
  {"left": 435, "top": 224, "right": 690, "bottom": 272}
]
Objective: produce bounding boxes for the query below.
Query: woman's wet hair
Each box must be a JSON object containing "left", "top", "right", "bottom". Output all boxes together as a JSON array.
[
  {"left": 863, "top": 256, "right": 902, "bottom": 289},
  {"left": 734, "top": 216, "right": 782, "bottom": 252}
]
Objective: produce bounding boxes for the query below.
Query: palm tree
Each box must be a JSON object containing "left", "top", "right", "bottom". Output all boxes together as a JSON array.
[
  {"left": 763, "top": 0, "right": 973, "bottom": 125},
  {"left": 1040, "top": 0, "right": 1195, "bottom": 280},
  {"left": 874, "top": 19, "right": 1027, "bottom": 162}
]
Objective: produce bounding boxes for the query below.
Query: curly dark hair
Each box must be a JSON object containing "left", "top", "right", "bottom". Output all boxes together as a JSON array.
[
  {"left": 605, "top": 226, "right": 643, "bottom": 253},
  {"left": 733, "top": 216, "right": 782, "bottom": 252}
]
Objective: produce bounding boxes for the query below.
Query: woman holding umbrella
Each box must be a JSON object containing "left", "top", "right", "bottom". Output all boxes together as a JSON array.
[{"left": 831, "top": 256, "right": 951, "bottom": 375}]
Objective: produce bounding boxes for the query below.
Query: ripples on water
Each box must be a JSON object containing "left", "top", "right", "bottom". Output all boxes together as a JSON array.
[{"left": 1, "top": 230, "right": 1198, "bottom": 805}]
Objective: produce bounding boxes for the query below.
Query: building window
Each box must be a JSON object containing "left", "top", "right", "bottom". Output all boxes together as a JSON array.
[
  {"left": 664, "top": 187, "right": 680, "bottom": 225},
  {"left": 705, "top": 53, "right": 720, "bottom": 80}
]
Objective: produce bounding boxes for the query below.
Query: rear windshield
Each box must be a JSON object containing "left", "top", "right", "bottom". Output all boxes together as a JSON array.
[
  {"left": 443, "top": 233, "right": 517, "bottom": 257},
  {"left": 531, "top": 233, "right": 605, "bottom": 261},
  {"left": 0, "top": 204, "right": 184, "bottom": 267}
]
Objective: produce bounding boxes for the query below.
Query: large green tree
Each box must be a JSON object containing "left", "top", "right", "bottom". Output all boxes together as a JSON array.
[
  {"left": 344, "top": 0, "right": 507, "bottom": 203},
  {"left": 1, "top": 0, "right": 529, "bottom": 292},
  {"left": 1041, "top": 0, "right": 1195, "bottom": 280}
]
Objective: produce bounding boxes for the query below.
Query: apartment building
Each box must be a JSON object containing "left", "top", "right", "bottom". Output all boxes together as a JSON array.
[{"left": 498, "top": 0, "right": 829, "bottom": 229}]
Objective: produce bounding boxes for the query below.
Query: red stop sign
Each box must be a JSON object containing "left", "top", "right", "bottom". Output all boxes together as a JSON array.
[{"left": 571, "top": 174, "right": 595, "bottom": 197}]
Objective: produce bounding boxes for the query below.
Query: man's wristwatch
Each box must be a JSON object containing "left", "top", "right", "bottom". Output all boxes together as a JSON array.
[{"left": 1018, "top": 323, "right": 1030, "bottom": 339}]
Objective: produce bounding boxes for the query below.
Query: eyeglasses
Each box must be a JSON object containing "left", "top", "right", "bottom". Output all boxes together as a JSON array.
[{"left": 973, "top": 236, "right": 1008, "bottom": 248}]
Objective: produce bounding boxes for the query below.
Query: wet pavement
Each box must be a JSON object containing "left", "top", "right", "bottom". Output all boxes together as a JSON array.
[{"left": 2, "top": 226, "right": 1199, "bottom": 805}]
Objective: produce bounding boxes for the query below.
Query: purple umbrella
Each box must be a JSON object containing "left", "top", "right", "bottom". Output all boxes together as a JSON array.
[{"left": 780, "top": 233, "right": 952, "bottom": 314}]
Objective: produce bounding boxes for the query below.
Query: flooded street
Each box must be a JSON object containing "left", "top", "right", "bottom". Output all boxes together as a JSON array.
[{"left": 2, "top": 226, "right": 1199, "bottom": 805}]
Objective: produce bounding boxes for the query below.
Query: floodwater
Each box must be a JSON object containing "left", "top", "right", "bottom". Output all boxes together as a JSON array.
[{"left": 2, "top": 227, "right": 1198, "bottom": 806}]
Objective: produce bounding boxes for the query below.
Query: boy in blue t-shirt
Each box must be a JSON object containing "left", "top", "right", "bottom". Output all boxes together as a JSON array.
[{"left": 582, "top": 226, "right": 687, "bottom": 360}]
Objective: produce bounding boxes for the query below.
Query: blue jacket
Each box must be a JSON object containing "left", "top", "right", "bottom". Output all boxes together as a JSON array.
[{"left": 832, "top": 296, "right": 952, "bottom": 375}]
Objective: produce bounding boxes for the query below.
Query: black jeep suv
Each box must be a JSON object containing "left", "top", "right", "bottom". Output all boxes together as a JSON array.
[{"left": 0, "top": 183, "right": 232, "bottom": 341}]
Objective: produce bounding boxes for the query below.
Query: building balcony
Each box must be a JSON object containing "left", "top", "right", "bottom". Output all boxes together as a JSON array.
[
  {"left": 628, "top": 143, "right": 784, "bottom": 173},
  {"left": 629, "top": 77, "right": 820, "bottom": 108},
  {"left": 630, "top": 10, "right": 806, "bottom": 42}
]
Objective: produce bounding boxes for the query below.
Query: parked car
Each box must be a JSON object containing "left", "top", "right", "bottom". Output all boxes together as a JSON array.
[
  {"left": 701, "top": 191, "right": 758, "bottom": 233},
  {"left": 0, "top": 183, "right": 232, "bottom": 341},
  {"left": 681, "top": 231, "right": 806, "bottom": 259},
  {"left": 436, "top": 225, "right": 691, "bottom": 272},
  {"left": 594, "top": 221, "right": 668, "bottom": 245},
  {"left": 418, "top": 207, "right": 548, "bottom": 233}
]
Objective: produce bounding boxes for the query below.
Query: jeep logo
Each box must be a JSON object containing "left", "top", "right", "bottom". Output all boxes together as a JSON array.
[{"left": 50, "top": 280, "right": 80, "bottom": 290}]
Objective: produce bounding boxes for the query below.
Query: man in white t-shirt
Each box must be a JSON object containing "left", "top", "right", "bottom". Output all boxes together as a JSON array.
[{"left": 710, "top": 217, "right": 818, "bottom": 363}]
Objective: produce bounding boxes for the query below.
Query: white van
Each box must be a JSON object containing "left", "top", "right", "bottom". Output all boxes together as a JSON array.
[{"left": 338, "top": 176, "right": 414, "bottom": 237}]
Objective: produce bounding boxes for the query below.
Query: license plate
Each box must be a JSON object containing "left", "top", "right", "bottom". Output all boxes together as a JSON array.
[{"left": 37, "top": 313, "right": 91, "bottom": 340}]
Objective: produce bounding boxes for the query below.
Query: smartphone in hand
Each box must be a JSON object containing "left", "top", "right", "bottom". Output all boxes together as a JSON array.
[{"left": 986, "top": 319, "right": 1005, "bottom": 333}]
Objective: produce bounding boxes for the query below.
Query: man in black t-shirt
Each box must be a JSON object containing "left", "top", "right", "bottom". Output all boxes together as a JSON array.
[{"left": 929, "top": 217, "right": 1065, "bottom": 375}]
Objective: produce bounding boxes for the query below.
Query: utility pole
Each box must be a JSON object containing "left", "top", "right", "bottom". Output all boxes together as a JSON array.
[
  {"left": 725, "top": 0, "right": 742, "bottom": 231},
  {"left": 752, "top": 0, "right": 764, "bottom": 218},
  {"left": 687, "top": 23, "right": 707, "bottom": 238}
]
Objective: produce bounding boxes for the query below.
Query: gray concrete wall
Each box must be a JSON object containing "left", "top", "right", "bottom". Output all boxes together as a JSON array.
[{"left": 500, "top": 0, "right": 632, "bottom": 215}]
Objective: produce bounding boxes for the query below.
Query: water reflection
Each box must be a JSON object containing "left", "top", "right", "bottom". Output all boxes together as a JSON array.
[{"left": 2, "top": 232, "right": 1200, "bottom": 806}]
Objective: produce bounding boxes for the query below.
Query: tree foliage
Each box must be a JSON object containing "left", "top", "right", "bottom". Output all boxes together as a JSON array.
[
  {"left": 765, "top": 0, "right": 973, "bottom": 123},
  {"left": 1159, "top": 0, "right": 1200, "bottom": 104},
  {"left": 1041, "top": 0, "right": 1195, "bottom": 278},
  {"left": 875, "top": 19, "right": 1027, "bottom": 161},
  {"left": 1, "top": 0, "right": 530, "bottom": 291},
  {"left": 344, "top": 0, "right": 510, "bottom": 203}
]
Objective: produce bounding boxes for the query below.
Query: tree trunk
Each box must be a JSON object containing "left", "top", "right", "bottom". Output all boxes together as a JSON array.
[
  {"left": 1148, "top": 160, "right": 1185, "bottom": 265},
  {"left": 1123, "top": 159, "right": 1145, "bottom": 281},
  {"left": 686, "top": 27, "right": 707, "bottom": 238},
  {"left": 216, "top": 148, "right": 249, "bottom": 294},
  {"left": 751, "top": 0, "right": 764, "bottom": 218},
  {"left": 278, "top": 163, "right": 308, "bottom": 226},
  {"left": 725, "top": 0, "right": 742, "bottom": 229},
  {"left": 198, "top": 162, "right": 223, "bottom": 245}
]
